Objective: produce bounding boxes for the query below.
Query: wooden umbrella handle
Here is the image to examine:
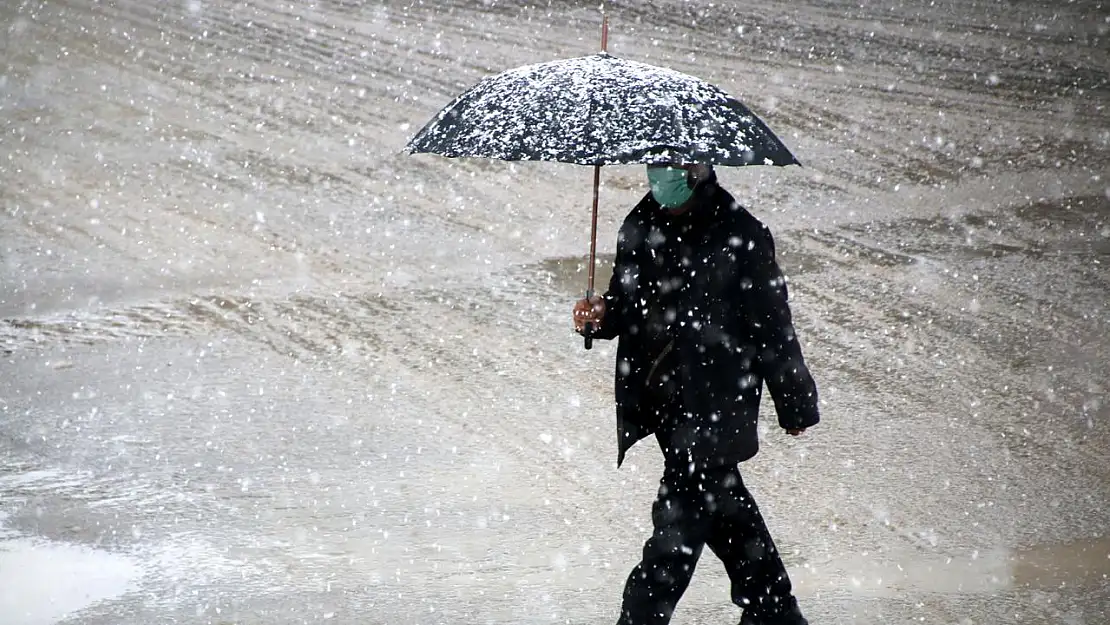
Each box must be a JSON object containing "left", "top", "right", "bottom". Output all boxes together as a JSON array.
[{"left": 584, "top": 164, "right": 601, "bottom": 350}]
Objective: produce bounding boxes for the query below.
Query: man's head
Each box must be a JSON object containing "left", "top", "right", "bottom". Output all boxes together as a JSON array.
[{"left": 646, "top": 162, "right": 714, "bottom": 212}]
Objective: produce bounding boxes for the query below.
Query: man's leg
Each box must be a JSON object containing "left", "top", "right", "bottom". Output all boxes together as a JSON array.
[
  {"left": 704, "top": 466, "right": 807, "bottom": 625},
  {"left": 617, "top": 464, "right": 713, "bottom": 625}
]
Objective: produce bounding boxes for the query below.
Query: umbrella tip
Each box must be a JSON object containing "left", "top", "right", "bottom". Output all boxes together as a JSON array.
[{"left": 600, "top": 8, "right": 609, "bottom": 52}]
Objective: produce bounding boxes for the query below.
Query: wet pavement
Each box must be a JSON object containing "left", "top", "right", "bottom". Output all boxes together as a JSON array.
[{"left": 2, "top": 1, "right": 1109, "bottom": 623}]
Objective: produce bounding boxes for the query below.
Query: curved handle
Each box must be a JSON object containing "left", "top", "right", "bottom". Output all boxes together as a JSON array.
[{"left": 582, "top": 288, "right": 596, "bottom": 350}]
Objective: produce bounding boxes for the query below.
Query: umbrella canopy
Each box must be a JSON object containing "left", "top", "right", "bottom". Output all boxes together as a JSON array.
[{"left": 405, "top": 53, "right": 799, "bottom": 167}]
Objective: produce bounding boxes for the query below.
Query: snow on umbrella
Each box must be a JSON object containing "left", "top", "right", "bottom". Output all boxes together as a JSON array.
[
  {"left": 404, "top": 52, "right": 799, "bottom": 167},
  {"left": 404, "top": 16, "right": 799, "bottom": 349}
]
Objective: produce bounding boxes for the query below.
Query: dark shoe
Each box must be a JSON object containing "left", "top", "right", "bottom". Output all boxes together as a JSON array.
[
  {"left": 740, "top": 613, "right": 808, "bottom": 625},
  {"left": 739, "top": 596, "right": 808, "bottom": 625}
]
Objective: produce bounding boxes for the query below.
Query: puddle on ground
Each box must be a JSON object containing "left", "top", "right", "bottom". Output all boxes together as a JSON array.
[
  {"left": 533, "top": 255, "right": 610, "bottom": 297},
  {"left": 0, "top": 515, "right": 142, "bottom": 625},
  {"left": 1011, "top": 534, "right": 1110, "bottom": 590},
  {"left": 794, "top": 534, "right": 1110, "bottom": 598}
]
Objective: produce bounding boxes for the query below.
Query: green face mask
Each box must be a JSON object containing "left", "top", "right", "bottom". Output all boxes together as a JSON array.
[{"left": 646, "top": 166, "right": 693, "bottom": 209}]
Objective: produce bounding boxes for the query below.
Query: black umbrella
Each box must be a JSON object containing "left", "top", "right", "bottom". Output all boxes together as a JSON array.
[
  {"left": 405, "top": 15, "right": 799, "bottom": 348},
  {"left": 406, "top": 52, "right": 799, "bottom": 168}
]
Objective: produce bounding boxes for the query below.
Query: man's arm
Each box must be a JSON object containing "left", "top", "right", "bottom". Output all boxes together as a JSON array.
[{"left": 747, "top": 225, "right": 820, "bottom": 431}]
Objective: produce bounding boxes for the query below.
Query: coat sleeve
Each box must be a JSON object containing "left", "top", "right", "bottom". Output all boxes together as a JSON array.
[
  {"left": 591, "top": 214, "right": 641, "bottom": 341},
  {"left": 747, "top": 225, "right": 821, "bottom": 431}
]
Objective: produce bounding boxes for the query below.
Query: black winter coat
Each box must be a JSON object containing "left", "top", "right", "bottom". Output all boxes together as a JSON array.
[{"left": 592, "top": 177, "right": 820, "bottom": 468}]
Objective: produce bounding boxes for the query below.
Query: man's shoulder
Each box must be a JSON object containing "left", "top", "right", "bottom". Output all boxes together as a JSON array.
[
  {"left": 622, "top": 193, "right": 657, "bottom": 228},
  {"left": 628, "top": 192, "right": 656, "bottom": 217},
  {"left": 615, "top": 194, "right": 655, "bottom": 248},
  {"left": 712, "top": 187, "right": 769, "bottom": 236}
]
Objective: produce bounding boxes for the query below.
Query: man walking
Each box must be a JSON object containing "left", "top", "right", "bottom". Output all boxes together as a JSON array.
[{"left": 573, "top": 162, "right": 819, "bottom": 625}]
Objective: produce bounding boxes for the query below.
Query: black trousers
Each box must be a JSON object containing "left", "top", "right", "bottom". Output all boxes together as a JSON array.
[{"left": 615, "top": 460, "right": 806, "bottom": 625}]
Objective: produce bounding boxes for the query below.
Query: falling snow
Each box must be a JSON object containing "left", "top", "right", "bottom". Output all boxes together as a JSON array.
[{"left": 1, "top": 0, "right": 1108, "bottom": 624}]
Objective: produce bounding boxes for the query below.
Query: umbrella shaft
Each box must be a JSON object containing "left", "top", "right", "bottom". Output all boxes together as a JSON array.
[
  {"left": 588, "top": 164, "right": 601, "bottom": 294},
  {"left": 601, "top": 12, "right": 609, "bottom": 52}
]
